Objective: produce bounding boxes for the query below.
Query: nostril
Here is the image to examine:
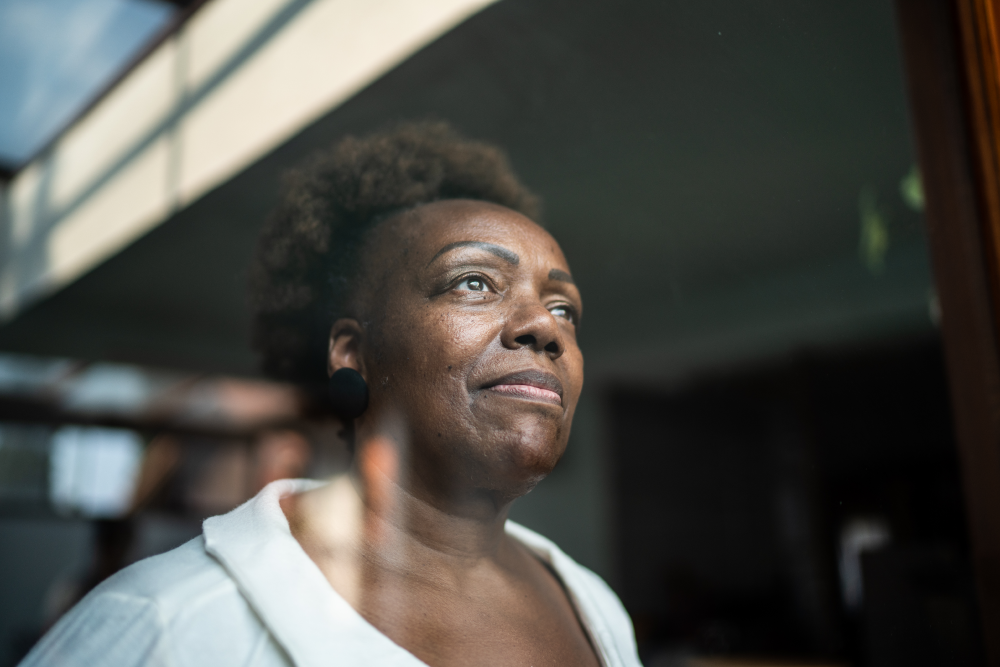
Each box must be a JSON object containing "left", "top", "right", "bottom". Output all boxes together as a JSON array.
[
  {"left": 544, "top": 341, "right": 560, "bottom": 354},
  {"left": 515, "top": 334, "right": 536, "bottom": 346}
]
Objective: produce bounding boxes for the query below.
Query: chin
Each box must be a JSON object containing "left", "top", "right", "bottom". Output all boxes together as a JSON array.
[
  {"left": 397, "top": 399, "right": 573, "bottom": 500},
  {"left": 480, "top": 423, "right": 567, "bottom": 494}
]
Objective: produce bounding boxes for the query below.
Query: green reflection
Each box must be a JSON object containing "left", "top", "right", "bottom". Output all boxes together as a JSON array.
[
  {"left": 900, "top": 164, "right": 925, "bottom": 212},
  {"left": 859, "top": 186, "right": 889, "bottom": 274}
]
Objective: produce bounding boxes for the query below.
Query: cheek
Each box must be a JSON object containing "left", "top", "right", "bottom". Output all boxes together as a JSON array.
[
  {"left": 559, "top": 342, "right": 585, "bottom": 402},
  {"left": 369, "top": 308, "right": 503, "bottom": 452},
  {"left": 370, "top": 304, "right": 499, "bottom": 399},
  {"left": 439, "top": 312, "right": 500, "bottom": 363}
]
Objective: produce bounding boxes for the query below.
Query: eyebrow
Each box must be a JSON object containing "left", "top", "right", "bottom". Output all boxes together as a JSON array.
[
  {"left": 548, "top": 268, "right": 575, "bottom": 284},
  {"left": 427, "top": 241, "right": 520, "bottom": 266}
]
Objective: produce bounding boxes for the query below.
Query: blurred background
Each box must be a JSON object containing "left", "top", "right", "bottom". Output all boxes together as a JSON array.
[{"left": 0, "top": 0, "right": 984, "bottom": 665}]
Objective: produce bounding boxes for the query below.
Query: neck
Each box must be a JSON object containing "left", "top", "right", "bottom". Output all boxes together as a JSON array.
[{"left": 350, "top": 434, "right": 516, "bottom": 565}]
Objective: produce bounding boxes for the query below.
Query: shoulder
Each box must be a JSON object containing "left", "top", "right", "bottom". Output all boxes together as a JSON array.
[
  {"left": 98, "top": 536, "right": 229, "bottom": 606},
  {"left": 505, "top": 521, "right": 642, "bottom": 667},
  {"left": 20, "top": 537, "right": 289, "bottom": 667}
]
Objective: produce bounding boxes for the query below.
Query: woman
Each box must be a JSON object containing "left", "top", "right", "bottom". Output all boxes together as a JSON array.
[{"left": 22, "top": 123, "right": 642, "bottom": 667}]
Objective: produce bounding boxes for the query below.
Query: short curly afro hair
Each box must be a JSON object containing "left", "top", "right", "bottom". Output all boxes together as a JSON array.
[{"left": 249, "top": 121, "right": 541, "bottom": 383}]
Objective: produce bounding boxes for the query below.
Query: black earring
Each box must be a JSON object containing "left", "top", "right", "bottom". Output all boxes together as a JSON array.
[{"left": 328, "top": 368, "right": 369, "bottom": 419}]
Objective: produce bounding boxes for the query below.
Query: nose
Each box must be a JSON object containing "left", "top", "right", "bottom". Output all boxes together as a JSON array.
[{"left": 502, "top": 301, "right": 565, "bottom": 360}]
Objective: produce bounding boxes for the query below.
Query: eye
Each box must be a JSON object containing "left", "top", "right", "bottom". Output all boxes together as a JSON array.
[
  {"left": 455, "top": 275, "right": 492, "bottom": 292},
  {"left": 549, "top": 304, "right": 576, "bottom": 324}
]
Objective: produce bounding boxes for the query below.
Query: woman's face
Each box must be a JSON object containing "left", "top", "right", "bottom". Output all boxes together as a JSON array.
[{"left": 344, "top": 199, "right": 584, "bottom": 501}]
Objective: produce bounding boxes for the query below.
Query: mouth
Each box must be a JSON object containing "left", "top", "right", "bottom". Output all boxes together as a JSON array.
[{"left": 483, "top": 370, "right": 563, "bottom": 406}]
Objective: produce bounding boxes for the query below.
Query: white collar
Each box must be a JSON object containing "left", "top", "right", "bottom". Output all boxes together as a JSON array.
[{"left": 203, "top": 479, "right": 627, "bottom": 667}]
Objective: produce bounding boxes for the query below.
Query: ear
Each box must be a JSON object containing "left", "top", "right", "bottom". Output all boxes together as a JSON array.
[{"left": 328, "top": 318, "right": 366, "bottom": 378}]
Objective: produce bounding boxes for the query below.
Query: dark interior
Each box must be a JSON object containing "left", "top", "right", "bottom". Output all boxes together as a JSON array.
[{"left": 611, "top": 335, "right": 982, "bottom": 664}]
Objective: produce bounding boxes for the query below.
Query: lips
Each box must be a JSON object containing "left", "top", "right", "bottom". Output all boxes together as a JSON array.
[{"left": 483, "top": 369, "right": 564, "bottom": 406}]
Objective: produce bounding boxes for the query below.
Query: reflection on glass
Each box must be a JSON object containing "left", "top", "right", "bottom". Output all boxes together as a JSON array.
[{"left": 49, "top": 426, "right": 143, "bottom": 518}]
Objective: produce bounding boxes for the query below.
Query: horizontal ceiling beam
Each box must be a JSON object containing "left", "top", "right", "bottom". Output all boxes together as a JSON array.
[{"left": 0, "top": 0, "right": 496, "bottom": 322}]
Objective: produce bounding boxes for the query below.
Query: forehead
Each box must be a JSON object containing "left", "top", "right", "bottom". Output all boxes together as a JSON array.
[{"left": 376, "top": 200, "right": 568, "bottom": 269}]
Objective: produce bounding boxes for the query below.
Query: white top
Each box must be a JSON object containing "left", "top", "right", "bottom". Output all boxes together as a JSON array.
[{"left": 21, "top": 479, "right": 643, "bottom": 667}]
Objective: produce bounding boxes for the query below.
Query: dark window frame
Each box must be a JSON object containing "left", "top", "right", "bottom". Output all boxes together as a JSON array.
[{"left": 895, "top": 0, "right": 1000, "bottom": 660}]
